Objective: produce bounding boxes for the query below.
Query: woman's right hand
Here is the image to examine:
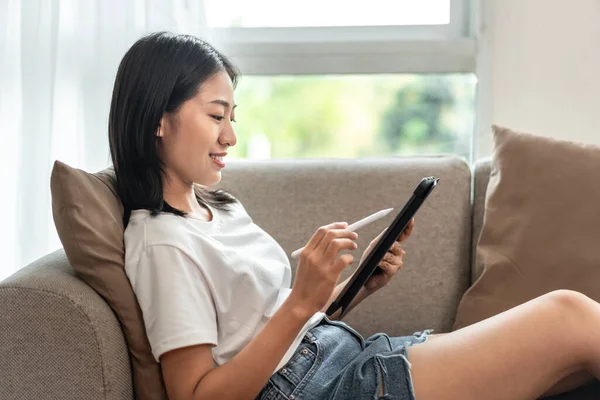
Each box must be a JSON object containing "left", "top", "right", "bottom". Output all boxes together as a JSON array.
[{"left": 289, "top": 222, "right": 358, "bottom": 315}]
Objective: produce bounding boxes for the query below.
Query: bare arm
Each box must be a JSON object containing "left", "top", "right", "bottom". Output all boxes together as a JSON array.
[
  {"left": 161, "top": 295, "right": 312, "bottom": 400},
  {"left": 161, "top": 222, "right": 359, "bottom": 400}
]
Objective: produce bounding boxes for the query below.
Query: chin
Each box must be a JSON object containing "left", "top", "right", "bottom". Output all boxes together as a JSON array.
[{"left": 198, "top": 173, "right": 222, "bottom": 187}]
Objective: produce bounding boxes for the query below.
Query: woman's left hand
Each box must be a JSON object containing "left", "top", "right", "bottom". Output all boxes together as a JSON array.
[{"left": 361, "top": 218, "right": 415, "bottom": 292}]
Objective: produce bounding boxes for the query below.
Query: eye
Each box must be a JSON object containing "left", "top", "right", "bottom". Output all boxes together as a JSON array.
[
  {"left": 211, "top": 115, "right": 225, "bottom": 122},
  {"left": 231, "top": 117, "right": 237, "bottom": 123}
]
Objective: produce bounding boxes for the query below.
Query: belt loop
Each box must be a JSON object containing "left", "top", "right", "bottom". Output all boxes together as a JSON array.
[{"left": 303, "top": 330, "right": 317, "bottom": 343}]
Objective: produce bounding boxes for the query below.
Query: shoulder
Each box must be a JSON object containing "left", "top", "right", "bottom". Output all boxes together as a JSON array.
[{"left": 124, "top": 210, "right": 196, "bottom": 262}]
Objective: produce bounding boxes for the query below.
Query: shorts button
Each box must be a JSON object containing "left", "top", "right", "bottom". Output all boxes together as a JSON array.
[
  {"left": 281, "top": 368, "right": 287, "bottom": 374},
  {"left": 301, "top": 348, "right": 308, "bottom": 355},
  {"left": 290, "top": 396, "right": 295, "bottom": 400}
]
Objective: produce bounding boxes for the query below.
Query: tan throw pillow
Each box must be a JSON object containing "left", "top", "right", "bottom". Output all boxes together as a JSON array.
[
  {"left": 50, "top": 160, "right": 168, "bottom": 400},
  {"left": 453, "top": 126, "right": 600, "bottom": 330}
]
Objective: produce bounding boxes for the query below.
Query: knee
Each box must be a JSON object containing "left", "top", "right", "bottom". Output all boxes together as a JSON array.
[
  {"left": 542, "top": 290, "right": 600, "bottom": 367},
  {"left": 543, "top": 289, "right": 593, "bottom": 318}
]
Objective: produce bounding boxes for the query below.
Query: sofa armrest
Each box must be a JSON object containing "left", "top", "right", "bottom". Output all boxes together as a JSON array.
[{"left": 0, "top": 250, "right": 133, "bottom": 400}]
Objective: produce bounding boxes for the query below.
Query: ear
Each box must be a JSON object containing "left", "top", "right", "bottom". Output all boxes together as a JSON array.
[{"left": 156, "top": 116, "right": 166, "bottom": 138}]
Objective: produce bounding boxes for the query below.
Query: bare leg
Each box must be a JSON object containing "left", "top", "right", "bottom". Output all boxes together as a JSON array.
[
  {"left": 424, "top": 333, "right": 596, "bottom": 397},
  {"left": 540, "top": 371, "right": 595, "bottom": 397},
  {"left": 406, "top": 290, "right": 600, "bottom": 400}
]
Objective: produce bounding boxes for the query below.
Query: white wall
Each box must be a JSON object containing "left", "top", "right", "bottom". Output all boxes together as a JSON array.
[{"left": 477, "top": 0, "right": 600, "bottom": 156}]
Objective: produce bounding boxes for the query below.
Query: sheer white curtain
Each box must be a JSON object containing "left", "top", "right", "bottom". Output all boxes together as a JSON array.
[{"left": 0, "top": 0, "right": 211, "bottom": 280}]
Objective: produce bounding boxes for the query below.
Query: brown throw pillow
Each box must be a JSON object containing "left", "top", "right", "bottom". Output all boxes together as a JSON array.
[
  {"left": 51, "top": 160, "right": 168, "bottom": 400},
  {"left": 453, "top": 126, "right": 600, "bottom": 330}
]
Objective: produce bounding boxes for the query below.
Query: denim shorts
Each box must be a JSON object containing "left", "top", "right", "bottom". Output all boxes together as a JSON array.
[{"left": 257, "top": 316, "right": 434, "bottom": 400}]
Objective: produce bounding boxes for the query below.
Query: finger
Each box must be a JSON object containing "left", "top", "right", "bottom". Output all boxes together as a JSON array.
[
  {"left": 378, "top": 261, "right": 395, "bottom": 274},
  {"left": 397, "top": 219, "right": 414, "bottom": 241},
  {"left": 304, "top": 222, "right": 349, "bottom": 255},
  {"left": 323, "top": 237, "right": 358, "bottom": 262},
  {"left": 380, "top": 258, "right": 403, "bottom": 272},
  {"left": 333, "top": 253, "right": 354, "bottom": 273},
  {"left": 383, "top": 252, "right": 403, "bottom": 266},
  {"left": 390, "top": 247, "right": 406, "bottom": 259},
  {"left": 316, "top": 227, "right": 358, "bottom": 255},
  {"left": 378, "top": 261, "right": 389, "bottom": 273},
  {"left": 398, "top": 229, "right": 409, "bottom": 242},
  {"left": 402, "top": 218, "right": 415, "bottom": 239},
  {"left": 388, "top": 242, "right": 403, "bottom": 256}
]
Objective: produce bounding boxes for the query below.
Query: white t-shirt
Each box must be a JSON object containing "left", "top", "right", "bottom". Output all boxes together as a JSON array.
[{"left": 123, "top": 200, "right": 324, "bottom": 373}]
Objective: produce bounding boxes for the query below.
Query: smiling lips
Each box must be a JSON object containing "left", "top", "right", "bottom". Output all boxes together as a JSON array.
[{"left": 209, "top": 153, "right": 226, "bottom": 167}]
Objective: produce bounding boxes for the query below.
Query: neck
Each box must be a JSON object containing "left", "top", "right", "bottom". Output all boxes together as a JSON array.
[{"left": 162, "top": 175, "right": 202, "bottom": 214}]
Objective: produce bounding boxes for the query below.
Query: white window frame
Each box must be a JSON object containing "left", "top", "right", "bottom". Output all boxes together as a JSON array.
[
  {"left": 202, "top": 0, "right": 487, "bottom": 160},
  {"left": 205, "top": 0, "right": 476, "bottom": 75}
]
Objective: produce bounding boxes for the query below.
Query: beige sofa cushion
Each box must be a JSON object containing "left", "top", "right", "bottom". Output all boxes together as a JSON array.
[
  {"left": 217, "top": 156, "right": 472, "bottom": 336},
  {"left": 50, "top": 161, "right": 167, "bottom": 400},
  {"left": 454, "top": 126, "right": 600, "bottom": 330}
]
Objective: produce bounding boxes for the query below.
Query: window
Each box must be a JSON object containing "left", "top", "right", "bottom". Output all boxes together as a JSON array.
[
  {"left": 202, "top": 0, "right": 477, "bottom": 161},
  {"left": 230, "top": 74, "right": 476, "bottom": 161},
  {"left": 205, "top": 0, "right": 451, "bottom": 28}
]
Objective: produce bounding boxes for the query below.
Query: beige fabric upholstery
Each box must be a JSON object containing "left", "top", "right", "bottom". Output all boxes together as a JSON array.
[
  {"left": 218, "top": 156, "right": 472, "bottom": 337},
  {"left": 459, "top": 126, "right": 600, "bottom": 332},
  {"left": 1, "top": 155, "right": 597, "bottom": 399},
  {"left": 472, "top": 158, "right": 492, "bottom": 283},
  {"left": 0, "top": 249, "right": 133, "bottom": 400},
  {"left": 50, "top": 161, "right": 167, "bottom": 400},
  {"left": 471, "top": 158, "right": 600, "bottom": 399}
]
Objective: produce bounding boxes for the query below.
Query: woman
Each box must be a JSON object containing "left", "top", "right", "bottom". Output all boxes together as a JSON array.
[{"left": 110, "top": 32, "right": 600, "bottom": 400}]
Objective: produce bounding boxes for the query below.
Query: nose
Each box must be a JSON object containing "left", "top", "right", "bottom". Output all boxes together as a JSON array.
[{"left": 221, "top": 120, "right": 237, "bottom": 148}]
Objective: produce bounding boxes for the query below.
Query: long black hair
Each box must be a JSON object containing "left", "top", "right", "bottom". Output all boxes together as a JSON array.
[{"left": 109, "top": 32, "right": 239, "bottom": 227}]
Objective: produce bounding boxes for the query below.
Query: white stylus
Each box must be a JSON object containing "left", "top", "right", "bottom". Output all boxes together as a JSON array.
[{"left": 290, "top": 208, "right": 395, "bottom": 259}]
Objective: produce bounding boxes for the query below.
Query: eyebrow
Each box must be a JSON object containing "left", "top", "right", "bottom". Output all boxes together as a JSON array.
[{"left": 209, "top": 99, "right": 237, "bottom": 109}]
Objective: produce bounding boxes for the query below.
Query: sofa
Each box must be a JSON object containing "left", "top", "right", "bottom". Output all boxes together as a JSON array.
[{"left": 1, "top": 155, "right": 598, "bottom": 399}]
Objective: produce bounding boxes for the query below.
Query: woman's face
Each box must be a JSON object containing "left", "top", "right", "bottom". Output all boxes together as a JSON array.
[{"left": 158, "top": 71, "right": 237, "bottom": 187}]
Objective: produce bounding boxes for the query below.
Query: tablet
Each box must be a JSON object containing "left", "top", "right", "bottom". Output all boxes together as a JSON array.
[{"left": 325, "top": 176, "right": 439, "bottom": 319}]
